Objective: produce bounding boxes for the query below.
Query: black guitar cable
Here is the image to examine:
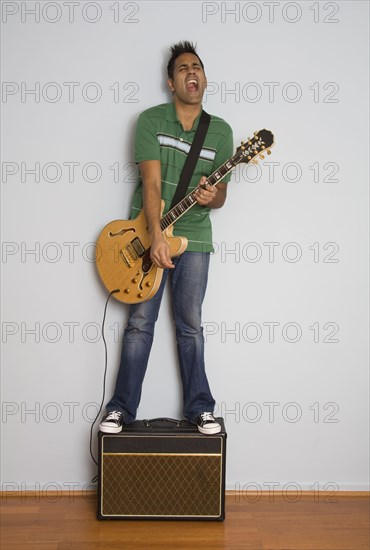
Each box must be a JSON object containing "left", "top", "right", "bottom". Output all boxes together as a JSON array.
[{"left": 89, "top": 289, "right": 120, "bottom": 475}]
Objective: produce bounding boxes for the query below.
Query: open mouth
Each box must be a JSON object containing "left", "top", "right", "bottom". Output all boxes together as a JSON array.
[{"left": 186, "top": 79, "right": 199, "bottom": 92}]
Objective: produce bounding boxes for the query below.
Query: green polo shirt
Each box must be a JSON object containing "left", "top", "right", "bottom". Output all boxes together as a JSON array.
[{"left": 131, "top": 102, "right": 234, "bottom": 253}]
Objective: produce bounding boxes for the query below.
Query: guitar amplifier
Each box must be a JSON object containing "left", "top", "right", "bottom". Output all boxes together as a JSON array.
[{"left": 97, "top": 418, "right": 226, "bottom": 521}]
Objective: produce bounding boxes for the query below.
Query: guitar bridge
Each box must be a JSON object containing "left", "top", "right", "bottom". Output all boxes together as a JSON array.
[{"left": 120, "top": 249, "right": 132, "bottom": 267}]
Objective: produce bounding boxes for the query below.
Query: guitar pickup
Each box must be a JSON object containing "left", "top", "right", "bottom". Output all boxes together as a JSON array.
[
  {"left": 130, "top": 237, "right": 146, "bottom": 258},
  {"left": 120, "top": 238, "right": 145, "bottom": 267}
]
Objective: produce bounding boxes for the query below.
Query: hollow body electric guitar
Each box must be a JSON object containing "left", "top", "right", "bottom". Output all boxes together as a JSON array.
[{"left": 96, "top": 129, "right": 275, "bottom": 304}]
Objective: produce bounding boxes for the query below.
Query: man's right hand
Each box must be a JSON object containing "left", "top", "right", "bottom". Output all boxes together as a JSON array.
[{"left": 150, "top": 234, "right": 175, "bottom": 269}]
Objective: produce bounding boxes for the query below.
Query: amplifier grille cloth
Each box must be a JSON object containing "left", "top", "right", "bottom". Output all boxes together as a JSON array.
[{"left": 102, "top": 454, "right": 221, "bottom": 516}]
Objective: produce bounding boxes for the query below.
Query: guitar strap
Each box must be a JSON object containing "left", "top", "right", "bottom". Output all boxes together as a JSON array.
[{"left": 169, "top": 109, "right": 211, "bottom": 209}]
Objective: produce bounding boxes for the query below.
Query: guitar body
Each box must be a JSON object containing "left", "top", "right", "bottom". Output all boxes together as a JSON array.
[
  {"left": 95, "top": 129, "right": 274, "bottom": 304},
  {"left": 96, "top": 201, "right": 188, "bottom": 304}
]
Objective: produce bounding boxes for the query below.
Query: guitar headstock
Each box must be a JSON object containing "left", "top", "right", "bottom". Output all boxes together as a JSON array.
[{"left": 234, "top": 129, "right": 275, "bottom": 165}]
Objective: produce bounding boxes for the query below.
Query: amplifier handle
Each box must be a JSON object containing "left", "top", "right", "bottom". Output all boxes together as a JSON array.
[{"left": 143, "top": 418, "right": 187, "bottom": 427}]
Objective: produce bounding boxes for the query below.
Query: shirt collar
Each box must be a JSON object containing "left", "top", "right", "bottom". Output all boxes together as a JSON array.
[{"left": 166, "top": 102, "right": 203, "bottom": 132}]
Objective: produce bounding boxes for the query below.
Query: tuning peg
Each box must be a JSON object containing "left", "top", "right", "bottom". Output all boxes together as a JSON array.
[
  {"left": 267, "top": 149, "right": 271, "bottom": 155},
  {"left": 251, "top": 159, "right": 259, "bottom": 164},
  {"left": 259, "top": 154, "right": 265, "bottom": 160}
]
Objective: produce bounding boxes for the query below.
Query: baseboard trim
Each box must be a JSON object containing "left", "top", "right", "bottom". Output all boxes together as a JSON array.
[
  {"left": 1, "top": 490, "right": 369, "bottom": 499},
  {"left": 225, "top": 490, "right": 370, "bottom": 498}
]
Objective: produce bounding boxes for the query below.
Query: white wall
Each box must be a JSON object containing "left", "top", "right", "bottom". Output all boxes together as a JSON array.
[{"left": 1, "top": 1, "right": 369, "bottom": 495}]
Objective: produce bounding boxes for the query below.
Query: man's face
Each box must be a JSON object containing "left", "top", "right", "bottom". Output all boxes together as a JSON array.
[{"left": 168, "top": 52, "right": 207, "bottom": 106}]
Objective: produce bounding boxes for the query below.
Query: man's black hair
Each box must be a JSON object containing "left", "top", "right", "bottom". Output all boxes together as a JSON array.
[{"left": 167, "top": 41, "right": 204, "bottom": 80}]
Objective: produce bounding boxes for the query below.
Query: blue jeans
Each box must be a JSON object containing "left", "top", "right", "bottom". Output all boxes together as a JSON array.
[{"left": 106, "top": 251, "right": 216, "bottom": 423}]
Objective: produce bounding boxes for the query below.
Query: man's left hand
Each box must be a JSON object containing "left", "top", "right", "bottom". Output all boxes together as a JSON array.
[{"left": 194, "top": 176, "right": 217, "bottom": 206}]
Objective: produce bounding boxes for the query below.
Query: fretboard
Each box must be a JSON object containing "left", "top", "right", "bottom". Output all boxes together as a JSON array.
[
  {"left": 160, "top": 156, "right": 236, "bottom": 232},
  {"left": 161, "top": 134, "right": 273, "bottom": 231},
  {"left": 159, "top": 130, "right": 271, "bottom": 232}
]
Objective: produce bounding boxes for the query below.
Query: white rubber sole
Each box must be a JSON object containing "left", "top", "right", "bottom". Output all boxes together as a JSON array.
[
  {"left": 197, "top": 424, "right": 221, "bottom": 435},
  {"left": 99, "top": 423, "right": 123, "bottom": 434}
]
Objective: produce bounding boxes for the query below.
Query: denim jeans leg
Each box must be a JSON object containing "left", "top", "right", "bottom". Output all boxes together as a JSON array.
[
  {"left": 106, "top": 270, "right": 168, "bottom": 422},
  {"left": 170, "top": 251, "right": 216, "bottom": 421}
]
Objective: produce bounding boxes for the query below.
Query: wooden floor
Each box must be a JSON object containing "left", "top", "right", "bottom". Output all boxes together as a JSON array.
[{"left": 1, "top": 493, "right": 369, "bottom": 550}]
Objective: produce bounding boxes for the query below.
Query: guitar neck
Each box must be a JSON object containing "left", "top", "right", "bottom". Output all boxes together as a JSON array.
[
  {"left": 160, "top": 156, "right": 235, "bottom": 232},
  {"left": 159, "top": 130, "right": 273, "bottom": 232}
]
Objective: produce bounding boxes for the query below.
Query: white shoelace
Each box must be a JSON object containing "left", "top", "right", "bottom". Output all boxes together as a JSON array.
[
  {"left": 107, "top": 411, "right": 122, "bottom": 421},
  {"left": 200, "top": 412, "right": 215, "bottom": 423}
]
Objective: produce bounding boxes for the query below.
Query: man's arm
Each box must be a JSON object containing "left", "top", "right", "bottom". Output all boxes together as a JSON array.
[{"left": 139, "top": 160, "right": 174, "bottom": 269}]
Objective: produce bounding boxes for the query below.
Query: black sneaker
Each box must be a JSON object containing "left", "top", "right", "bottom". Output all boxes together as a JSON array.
[
  {"left": 194, "top": 413, "right": 221, "bottom": 435},
  {"left": 99, "top": 410, "right": 124, "bottom": 433}
]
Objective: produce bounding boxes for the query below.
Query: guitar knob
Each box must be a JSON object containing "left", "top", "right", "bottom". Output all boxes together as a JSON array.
[
  {"left": 137, "top": 293, "right": 143, "bottom": 299},
  {"left": 145, "top": 282, "right": 152, "bottom": 287},
  {"left": 124, "top": 288, "right": 130, "bottom": 294},
  {"left": 132, "top": 278, "right": 138, "bottom": 283}
]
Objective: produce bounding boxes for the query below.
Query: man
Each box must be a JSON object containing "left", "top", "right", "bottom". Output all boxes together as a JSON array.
[{"left": 99, "top": 41, "right": 233, "bottom": 435}]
